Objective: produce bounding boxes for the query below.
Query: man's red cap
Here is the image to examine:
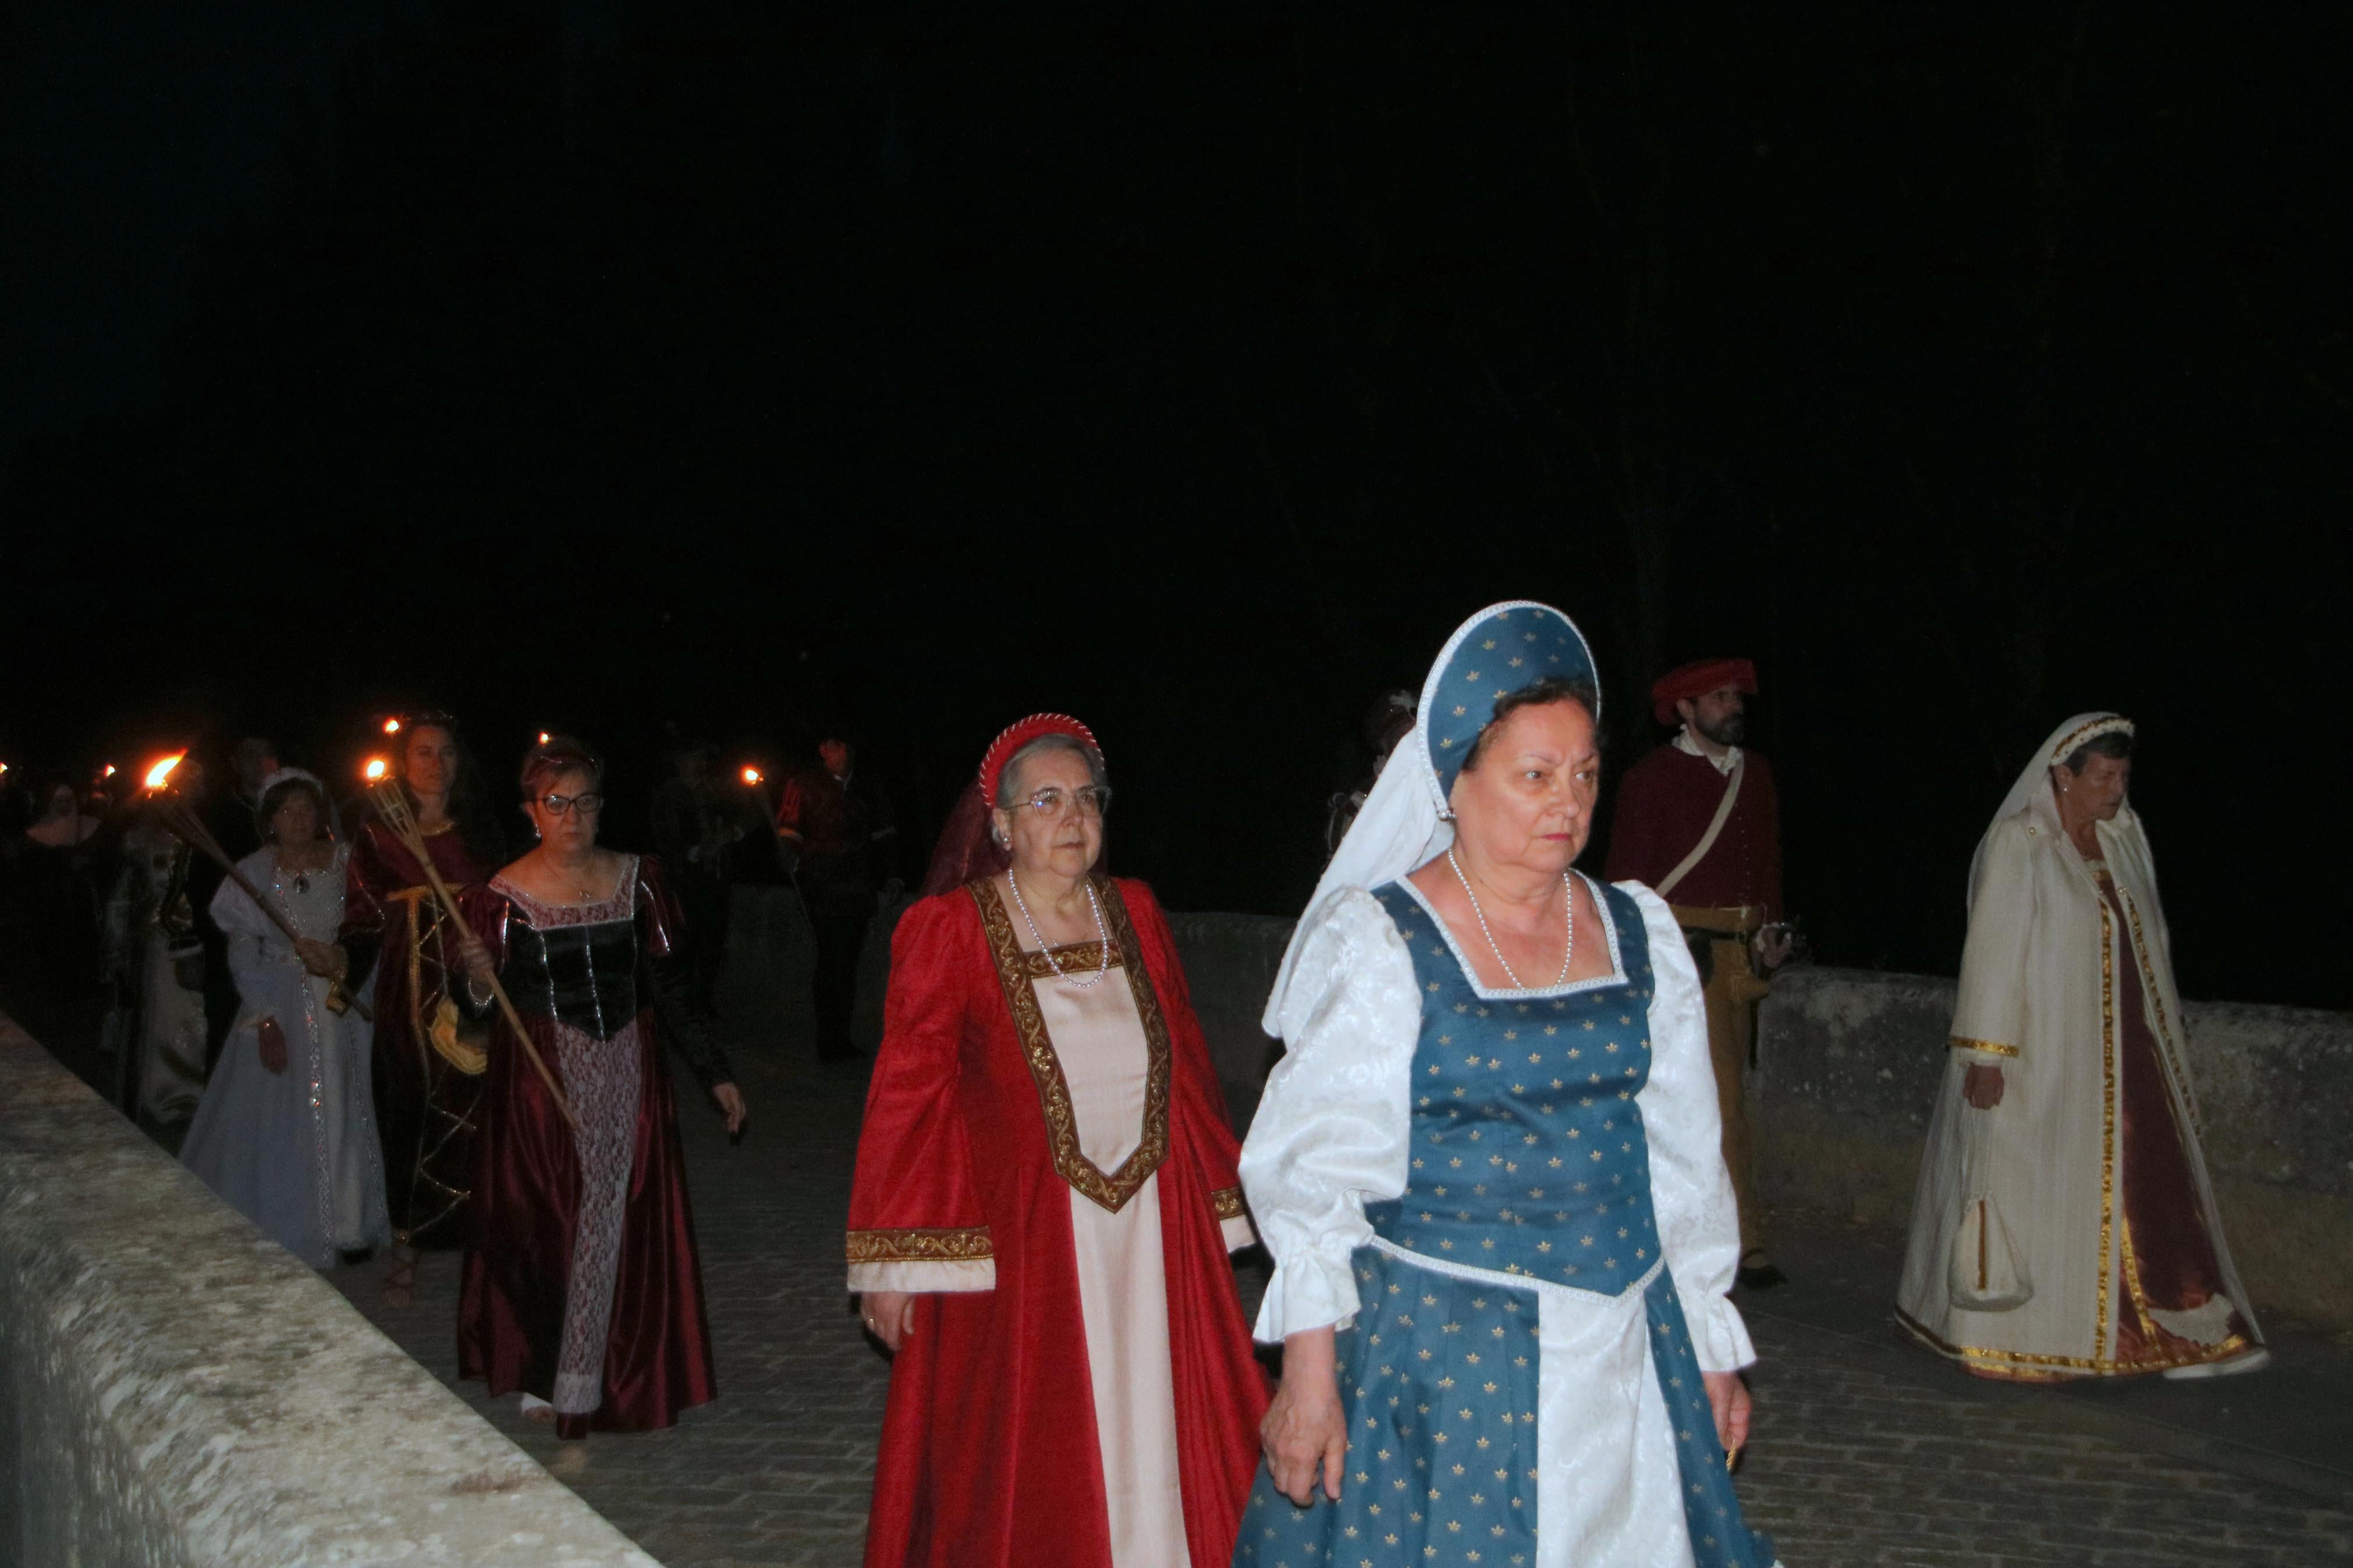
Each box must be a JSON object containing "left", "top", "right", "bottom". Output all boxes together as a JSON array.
[{"left": 1651, "top": 658, "right": 1757, "bottom": 727}]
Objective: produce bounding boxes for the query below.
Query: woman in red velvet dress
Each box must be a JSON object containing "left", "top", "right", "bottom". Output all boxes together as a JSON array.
[
  {"left": 849, "top": 714, "right": 1266, "bottom": 1568},
  {"left": 452, "top": 737, "right": 747, "bottom": 1438},
  {"left": 339, "top": 714, "right": 506, "bottom": 1304}
]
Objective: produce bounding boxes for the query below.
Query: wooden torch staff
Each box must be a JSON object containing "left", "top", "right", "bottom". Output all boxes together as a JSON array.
[
  {"left": 366, "top": 780, "right": 579, "bottom": 1133},
  {"left": 148, "top": 788, "right": 374, "bottom": 1023}
]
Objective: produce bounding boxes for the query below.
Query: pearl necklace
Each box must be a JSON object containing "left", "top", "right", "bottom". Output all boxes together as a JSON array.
[
  {"left": 1446, "top": 850, "right": 1574, "bottom": 990},
  {"left": 1005, "top": 871, "right": 1111, "bottom": 988}
]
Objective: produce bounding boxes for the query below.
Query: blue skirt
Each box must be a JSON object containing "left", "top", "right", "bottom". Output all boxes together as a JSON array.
[{"left": 1234, "top": 1245, "right": 1771, "bottom": 1568}]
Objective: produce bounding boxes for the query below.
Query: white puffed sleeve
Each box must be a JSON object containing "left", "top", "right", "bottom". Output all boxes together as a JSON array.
[
  {"left": 1625, "top": 881, "right": 1756, "bottom": 1374},
  {"left": 1238, "top": 887, "right": 1421, "bottom": 1344},
  {"left": 210, "top": 853, "right": 284, "bottom": 994}
]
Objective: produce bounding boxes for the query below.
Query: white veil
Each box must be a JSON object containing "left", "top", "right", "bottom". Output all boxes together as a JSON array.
[
  {"left": 1969, "top": 712, "right": 2136, "bottom": 912},
  {"left": 1260, "top": 601, "right": 1599, "bottom": 1035}
]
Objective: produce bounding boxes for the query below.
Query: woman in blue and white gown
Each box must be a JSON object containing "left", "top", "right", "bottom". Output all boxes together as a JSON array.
[
  {"left": 1236, "top": 602, "right": 1776, "bottom": 1568},
  {"left": 182, "top": 769, "right": 391, "bottom": 1269}
]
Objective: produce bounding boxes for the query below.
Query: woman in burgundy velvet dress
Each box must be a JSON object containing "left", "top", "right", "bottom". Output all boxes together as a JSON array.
[
  {"left": 453, "top": 737, "right": 747, "bottom": 1438},
  {"left": 339, "top": 714, "right": 505, "bottom": 1304}
]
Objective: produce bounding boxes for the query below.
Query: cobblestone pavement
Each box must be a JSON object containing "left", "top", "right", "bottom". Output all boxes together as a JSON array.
[
  {"left": 328, "top": 1021, "right": 888, "bottom": 1568},
  {"left": 324, "top": 989, "right": 2353, "bottom": 1568},
  {"left": 15, "top": 868, "right": 2348, "bottom": 1563}
]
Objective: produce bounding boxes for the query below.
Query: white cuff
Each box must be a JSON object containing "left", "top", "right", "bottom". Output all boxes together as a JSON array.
[
  {"left": 847, "top": 1258, "right": 996, "bottom": 1293},
  {"left": 1250, "top": 1250, "right": 1362, "bottom": 1344},
  {"left": 1221, "top": 1214, "right": 1258, "bottom": 1253},
  {"left": 1685, "top": 1290, "right": 1757, "bottom": 1374}
]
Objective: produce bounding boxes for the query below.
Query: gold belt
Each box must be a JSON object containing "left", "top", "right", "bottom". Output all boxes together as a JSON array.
[{"left": 1670, "top": 902, "right": 1766, "bottom": 940}]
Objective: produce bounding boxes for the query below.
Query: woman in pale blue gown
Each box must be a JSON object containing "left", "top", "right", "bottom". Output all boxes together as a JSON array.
[{"left": 181, "top": 769, "right": 391, "bottom": 1268}]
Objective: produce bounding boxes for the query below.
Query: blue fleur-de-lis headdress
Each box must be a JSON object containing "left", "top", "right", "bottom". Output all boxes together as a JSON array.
[
  {"left": 1264, "top": 599, "right": 1600, "bottom": 1034},
  {"left": 1417, "top": 600, "right": 1601, "bottom": 810}
]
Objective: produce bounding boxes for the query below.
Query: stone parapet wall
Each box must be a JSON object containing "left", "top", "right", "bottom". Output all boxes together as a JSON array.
[
  {"left": 1752, "top": 966, "right": 2353, "bottom": 1327},
  {"left": 1161, "top": 911, "right": 1293, "bottom": 1127},
  {"left": 1123, "top": 913, "right": 2353, "bottom": 1327},
  {"left": 819, "top": 896, "right": 2352, "bottom": 1325},
  {"left": 0, "top": 1011, "right": 654, "bottom": 1568}
]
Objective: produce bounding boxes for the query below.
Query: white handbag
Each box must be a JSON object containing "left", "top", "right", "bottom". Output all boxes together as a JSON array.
[{"left": 1947, "top": 1109, "right": 2033, "bottom": 1312}]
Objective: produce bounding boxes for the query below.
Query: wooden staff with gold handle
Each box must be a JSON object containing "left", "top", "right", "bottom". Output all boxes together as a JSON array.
[{"left": 367, "top": 778, "right": 579, "bottom": 1133}]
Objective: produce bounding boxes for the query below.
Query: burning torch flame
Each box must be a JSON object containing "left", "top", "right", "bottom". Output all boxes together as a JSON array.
[
  {"left": 538, "top": 732, "right": 552, "bottom": 745},
  {"left": 383, "top": 717, "right": 402, "bottom": 735},
  {"left": 363, "top": 758, "right": 389, "bottom": 782},
  {"left": 144, "top": 754, "right": 186, "bottom": 791},
  {"left": 741, "top": 766, "right": 764, "bottom": 786},
  {"left": 102, "top": 764, "right": 117, "bottom": 778}
]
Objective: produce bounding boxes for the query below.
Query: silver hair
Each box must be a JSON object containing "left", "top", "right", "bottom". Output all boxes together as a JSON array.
[{"left": 995, "top": 733, "right": 1108, "bottom": 808}]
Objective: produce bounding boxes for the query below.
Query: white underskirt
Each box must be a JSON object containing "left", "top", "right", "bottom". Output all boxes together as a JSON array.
[
  {"left": 1071, "top": 1175, "right": 1189, "bottom": 1568},
  {"left": 1042, "top": 959, "right": 1191, "bottom": 1568}
]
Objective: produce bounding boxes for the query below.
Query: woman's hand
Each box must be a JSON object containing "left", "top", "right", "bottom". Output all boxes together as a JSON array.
[
  {"left": 1263, "top": 1327, "right": 1349, "bottom": 1505},
  {"left": 453, "top": 928, "right": 496, "bottom": 989},
  {"left": 860, "top": 1290, "right": 917, "bottom": 1352},
  {"left": 1962, "top": 1063, "right": 2006, "bottom": 1110},
  {"left": 712, "top": 1082, "right": 748, "bottom": 1135},
  {"left": 294, "top": 937, "right": 347, "bottom": 980},
  {"left": 257, "top": 1016, "right": 289, "bottom": 1075},
  {"left": 1703, "top": 1370, "right": 1752, "bottom": 1459}
]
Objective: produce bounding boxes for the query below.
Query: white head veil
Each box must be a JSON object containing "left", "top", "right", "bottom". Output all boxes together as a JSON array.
[
  {"left": 1968, "top": 712, "right": 2138, "bottom": 911},
  {"left": 1261, "top": 600, "right": 1600, "bottom": 1035},
  {"left": 255, "top": 767, "right": 334, "bottom": 839}
]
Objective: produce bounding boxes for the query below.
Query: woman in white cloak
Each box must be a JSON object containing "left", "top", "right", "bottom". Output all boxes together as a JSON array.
[
  {"left": 1236, "top": 602, "right": 1775, "bottom": 1568},
  {"left": 181, "top": 769, "right": 391, "bottom": 1270},
  {"left": 1897, "top": 714, "right": 2266, "bottom": 1382}
]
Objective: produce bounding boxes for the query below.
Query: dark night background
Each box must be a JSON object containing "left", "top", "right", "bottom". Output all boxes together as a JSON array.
[{"left": 2, "top": 6, "right": 2347, "bottom": 1007}]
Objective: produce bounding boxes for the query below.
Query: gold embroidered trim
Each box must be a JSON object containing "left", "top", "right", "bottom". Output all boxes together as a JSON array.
[
  {"left": 2117, "top": 887, "right": 2202, "bottom": 1137},
  {"left": 2048, "top": 714, "right": 2134, "bottom": 765},
  {"left": 972, "top": 876, "right": 1171, "bottom": 1214},
  {"left": 2097, "top": 898, "right": 2116, "bottom": 1357},
  {"left": 846, "top": 1226, "right": 993, "bottom": 1264},
  {"left": 1213, "top": 1186, "right": 1246, "bottom": 1221},
  {"left": 1949, "top": 1035, "right": 2018, "bottom": 1058},
  {"left": 1001, "top": 939, "right": 1127, "bottom": 980},
  {"left": 2118, "top": 1215, "right": 2164, "bottom": 1346},
  {"left": 1896, "top": 1306, "right": 2246, "bottom": 1377}
]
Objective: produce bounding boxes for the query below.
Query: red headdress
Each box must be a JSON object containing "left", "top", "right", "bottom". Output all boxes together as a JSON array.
[
  {"left": 1651, "top": 657, "right": 1757, "bottom": 727},
  {"left": 917, "top": 714, "right": 1106, "bottom": 898}
]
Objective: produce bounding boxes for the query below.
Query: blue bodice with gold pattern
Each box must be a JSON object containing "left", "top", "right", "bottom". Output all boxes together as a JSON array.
[{"left": 1362, "top": 876, "right": 1662, "bottom": 1296}]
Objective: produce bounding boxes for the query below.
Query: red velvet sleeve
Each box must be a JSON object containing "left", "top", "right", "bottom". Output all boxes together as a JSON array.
[
  {"left": 340, "top": 826, "right": 391, "bottom": 943},
  {"left": 634, "top": 854, "right": 736, "bottom": 1087},
  {"left": 774, "top": 774, "right": 807, "bottom": 841},
  {"left": 456, "top": 881, "right": 513, "bottom": 970},
  {"left": 1603, "top": 752, "right": 1667, "bottom": 887},
  {"left": 631, "top": 853, "right": 685, "bottom": 959},
  {"left": 846, "top": 892, "right": 996, "bottom": 1291},
  {"left": 1117, "top": 879, "right": 1254, "bottom": 1248}
]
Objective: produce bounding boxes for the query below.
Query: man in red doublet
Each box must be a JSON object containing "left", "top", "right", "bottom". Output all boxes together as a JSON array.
[
  {"left": 1605, "top": 657, "right": 1790, "bottom": 1287},
  {"left": 778, "top": 736, "right": 899, "bottom": 1062}
]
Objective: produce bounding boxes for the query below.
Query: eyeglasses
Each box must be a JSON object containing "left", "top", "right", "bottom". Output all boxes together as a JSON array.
[
  {"left": 1009, "top": 785, "right": 1111, "bottom": 820},
  {"left": 540, "top": 792, "right": 605, "bottom": 817}
]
